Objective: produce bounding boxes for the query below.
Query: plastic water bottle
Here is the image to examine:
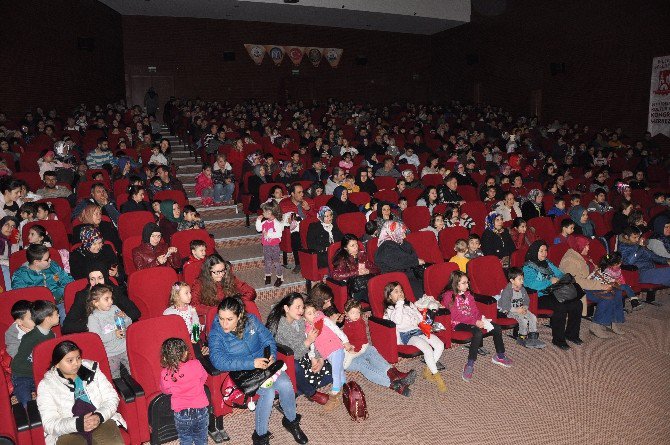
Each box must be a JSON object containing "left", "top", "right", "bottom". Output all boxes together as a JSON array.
[
  {"left": 191, "top": 323, "right": 200, "bottom": 343},
  {"left": 114, "top": 310, "right": 126, "bottom": 333}
]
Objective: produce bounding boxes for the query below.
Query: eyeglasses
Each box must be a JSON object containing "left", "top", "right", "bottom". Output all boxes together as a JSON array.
[{"left": 211, "top": 269, "right": 225, "bottom": 275}]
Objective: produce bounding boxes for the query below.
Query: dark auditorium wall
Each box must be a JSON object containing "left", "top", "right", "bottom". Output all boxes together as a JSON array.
[
  {"left": 0, "top": 0, "right": 125, "bottom": 116},
  {"left": 121, "top": 16, "right": 432, "bottom": 105},
  {"left": 430, "top": 0, "right": 670, "bottom": 134}
]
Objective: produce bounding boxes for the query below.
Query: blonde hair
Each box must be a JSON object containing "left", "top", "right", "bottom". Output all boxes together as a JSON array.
[
  {"left": 454, "top": 239, "right": 468, "bottom": 253},
  {"left": 169, "top": 281, "right": 190, "bottom": 307}
]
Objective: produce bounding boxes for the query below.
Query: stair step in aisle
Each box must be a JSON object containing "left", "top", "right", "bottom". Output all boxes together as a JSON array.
[{"left": 164, "top": 128, "right": 307, "bottom": 300}]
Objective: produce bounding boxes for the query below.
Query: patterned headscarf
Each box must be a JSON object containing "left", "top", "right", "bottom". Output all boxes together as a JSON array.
[
  {"left": 79, "top": 226, "right": 102, "bottom": 252},
  {"left": 378, "top": 220, "right": 408, "bottom": 246},
  {"left": 485, "top": 211, "right": 501, "bottom": 231},
  {"left": 523, "top": 189, "right": 543, "bottom": 209},
  {"left": 317, "top": 206, "right": 332, "bottom": 223}
]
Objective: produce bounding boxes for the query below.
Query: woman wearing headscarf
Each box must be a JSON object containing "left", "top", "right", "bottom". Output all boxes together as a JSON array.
[
  {"left": 326, "top": 186, "right": 358, "bottom": 216},
  {"left": 132, "top": 222, "right": 181, "bottom": 270},
  {"left": 276, "top": 161, "right": 300, "bottom": 185},
  {"left": 523, "top": 240, "right": 583, "bottom": 350},
  {"left": 648, "top": 215, "right": 670, "bottom": 259},
  {"left": 355, "top": 168, "right": 377, "bottom": 195},
  {"left": 559, "top": 235, "right": 624, "bottom": 338},
  {"left": 306, "top": 206, "right": 343, "bottom": 269},
  {"left": 69, "top": 226, "right": 124, "bottom": 282},
  {"left": 481, "top": 212, "right": 516, "bottom": 266},
  {"left": 248, "top": 164, "right": 270, "bottom": 212},
  {"left": 374, "top": 220, "right": 425, "bottom": 299},
  {"left": 568, "top": 205, "right": 595, "bottom": 238},
  {"left": 158, "top": 199, "right": 182, "bottom": 243},
  {"left": 73, "top": 203, "right": 122, "bottom": 253},
  {"left": 521, "top": 189, "right": 545, "bottom": 220},
  {"left": 62, "top": 267, "right": 140, "bottom": 334}
]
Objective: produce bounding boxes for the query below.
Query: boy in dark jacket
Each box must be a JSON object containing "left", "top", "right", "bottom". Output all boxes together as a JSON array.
[{"left": 497, "top": 268, "right": 545, "bottom": 349}]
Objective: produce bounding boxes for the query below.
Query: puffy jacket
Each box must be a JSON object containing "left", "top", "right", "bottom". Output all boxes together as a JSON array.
[
  {"left": 522, "top": 261, "right": 564, "bottom": 296},
  {"left": 131, "top": 242, "right": 181, "bottom": 271},
  {"left": 11, "top": 262, "right": 74, "bottom": 301},
  {"left": 619, "top": 241, "right": 668, "bottom": 272},
  {"left": 208, "top": 314, "right": 277, "bottom": 372},
  {"left": 36, "top": 360, "right": 125, "bottom": 445},
  {"left": 331, "top": 250, "right": 379, "bottom": 281},
  {"left": 190, "top": 276, "right": 256, "bottom": 315}
]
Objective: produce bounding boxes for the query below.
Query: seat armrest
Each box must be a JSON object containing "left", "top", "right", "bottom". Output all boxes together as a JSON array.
[
  {"left": 368, "top": 316, "right": 395, "bottom": 328},
  {"left": 473, "top": 293, "right": 496, "bottom": 305},
  {"left": 26, "top": 400, "right": 42, "bottom": 429},
  {"left": 299, "top": 248, "right": 317, "bottom": 254},
  {"left": 113, "top": 377, "right": 135, "bottom": 402},
  {"left": 433, "top": 307, "right": 450, "bottom": 316},
  {"left": 326, "top": 277, "right": 347, "bottom": 286},
  {"left": 13, "top": 402, "right": 31, "bottom": 432},
  {"left": 121, "top": 373, "right": 145, "bottom": 397},
  {"left": 276, "top": 343, "right": 294, "bottom": 356},
  {"left": 621, "top": 264, "right": 639, "bottom": 271}
]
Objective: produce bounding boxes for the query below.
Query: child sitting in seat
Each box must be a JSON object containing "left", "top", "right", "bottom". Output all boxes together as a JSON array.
[
  {"left": 590, "top": 252, "right": 640, "bottom": 312},
  {"left": 178, "top": 205, "right": 205, "bottom": 231},
  {"left": 384, "top": 281, "right": 446, "bottom": 392},
  {"left": 465, "top": 234, "right": 484, "bottom": 259},
  {"left": 4, "top": 300, "right": 35, "bottom": 358},
  {"left": 547, "top": 197, "right": 567, "bottom": 218},
  {"left": 183, "top": 239, "right": 207, "bottom": 269},
  {"left": 449, "top": 239, "right": 470, "bottom": 272},
  {"left": 163, "top": 282, "right": 209, "bottom": 355},
  {"left": 303, "top": 300, "right": 351, "bottom": 411},
  {"left": 497, "top": 268, "right": 545, "bottom": 349}
]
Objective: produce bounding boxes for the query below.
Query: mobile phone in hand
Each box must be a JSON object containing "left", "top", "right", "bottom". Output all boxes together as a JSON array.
[{"left": 264, "top": 345, "right": 271, "bottom": 359}]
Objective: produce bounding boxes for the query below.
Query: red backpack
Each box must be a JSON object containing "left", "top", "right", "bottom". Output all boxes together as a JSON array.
[{"left": 342, "top": 380, "right": 368, "bottom": 421}]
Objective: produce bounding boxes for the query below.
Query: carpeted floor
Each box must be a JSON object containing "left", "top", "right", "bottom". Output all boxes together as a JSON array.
[{"left": 179, "top": 292, "right": 670, "bottom": 445}]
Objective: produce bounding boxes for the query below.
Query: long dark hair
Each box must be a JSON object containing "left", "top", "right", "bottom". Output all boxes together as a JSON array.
[
  {"left": 265, "top": 292, "right": 305, "bottom": 335},
  {"left": 50, "top": 340, "right": 81, "bottom": 368},
  {"left": 198, "top": 254, "right": 236, "bottom": 306},
  {"left": 218, "top": 296, "right": 248, "bottom": 339},
  {"left": 332, "top": 234, "right": 359, "bottom": 268}
]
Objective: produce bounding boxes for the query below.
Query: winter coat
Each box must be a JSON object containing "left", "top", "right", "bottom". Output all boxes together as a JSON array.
[
  {"left": 558, "top": 249, "right": 608, "bottom": 291},
  {"left": 209, "top": 314, "right": 277, "bottom": 372}
]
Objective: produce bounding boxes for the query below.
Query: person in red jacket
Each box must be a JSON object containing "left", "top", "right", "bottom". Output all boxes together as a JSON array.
[
  {"left": 330, "top": 234, "right": 380, "bottom": 302},
  {"left": 190, "top": 254, "right": 256, "bottom": 316}
]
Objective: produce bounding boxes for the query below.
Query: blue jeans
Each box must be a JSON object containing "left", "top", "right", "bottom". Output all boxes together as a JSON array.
[
  {"left": 620, "top": 284, "right": 635, "bottom": 299},
  {"left": 57, "top": 302, "right": 66, "bottom": 326},
  {"left": 1, "top": 265, "right": 11, "bottom": 291},
  {"left": 639, "top": 267, "right": 670, "bottom": 286},
  {"left": 213, "top": 183, "right": 235, "bottom": 202},
  {"left": 174, "top": 407, "right": 208, "bottom": 445},
  {"left": 345, "top": 345, "right": 391, "bottom": 387},
  {"left": 587, "top": 289, "right": 624, "bottom": 326},
  {"left": 12, "top": 375, "right": 35, "bottom": 407},
  {"left": 255, "top": 372, "right": 296, "bottom": 436},
  {"left": 327, "top": 349, "right": 346, "bottom": 393}
]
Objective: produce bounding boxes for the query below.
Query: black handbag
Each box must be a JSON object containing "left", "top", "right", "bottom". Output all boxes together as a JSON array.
[
  {"left": 546, "top": 273, "right": 581, "bottom": 303},
  {"left": 229, "top": 359, "right": 285, "bottom": 397},
  {"left": 411, "top": 263, "right": 432, "bottom": 280},
  {"left": 347, "top": 273, "right": 376, "bottom": 296}
]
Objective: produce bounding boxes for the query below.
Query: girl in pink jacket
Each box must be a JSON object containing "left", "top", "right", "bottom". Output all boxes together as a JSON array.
[
  {"left": 441, "top": 270, "right": 512, "bottom": 382},
  {"left": 194, "top": 165, "right": 215, "bottom": 206}
]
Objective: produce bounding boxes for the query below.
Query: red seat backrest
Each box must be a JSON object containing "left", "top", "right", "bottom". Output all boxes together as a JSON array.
[
  {"left": 438, "top": 226, "right": 469, "bottom": 259},
  {"left": 170, "top": 229, "right": 216, "bottom": 259},
  {"left": 32, "top": 333, "right": 113, "bottom": 386},
  {"left": 12, "top": 171, "right": 42, "bottom": 191},
  {"left": 113, "top": 178, "right": 130, "bottom": 199},
  {"left": 154, "top": 190, "right": 189, "bottom": 209},
  {"left": 510, "top": 246, "right": 529, "bottom": 268},
  {"left": 374, "top": 189, "right": 399, "bottom": 203},
  {"left": 128, "top": 267, "right": 179, "bottom": 319},
  {"left": 547, "top": 242, "right": 569, "bottom": 266},
  {"left": 406, "top": 231, "right": 444, "bottom": 264},
  {"left": 467, "top": 255, "right": 507, "bottom": 297},
  {"left": 401, "top": 189, "right": 423, "bottom": 207},
  {"left": 118, "top": 211, "right": 155, "bottom": 241},
  {"left": 336, "top": 212, "right": 366, "bottom": 238},
  {"left": 424, "top": 262, "right": 459, "bottom": 299},
  {"left": 374, "top": 176, "right": 396, "bottom": 191},
  {"left": 312, "top": 194, "right": 331, "bottom": 211},
  {"left": 9, "top": 248, "right": 64, "bottom": 275},
  {"left": 36, "top": 198, "right": 73, "bottom": 234},
  {"left": 403, "top": 206, "right": 431, "bottom": 232},
  {"left": 348, "top": 192, "right": 370, "bottom": 207},
  {"left": 527, "top": 217, "right": 557, "bottom": 244},
  {"left": 368, "top": 272, "right": 415, "bottom": 318},
  {"left": 122, "top": 235, "right": 143, "bottom": 276},
  {"left": 0, "top": 287, "right": 61, "bottom": 339},
  {"left": 460, "top": 201, "right": 487, "bottom": 236},
  {"left": 258, "top": 183, "right": 287, "bottom": 203},
  {"left": 586, "top": 239, "right": 607, "bottom": 264},
  {"left": 183, "top": 260, "right": 204, "bottom": 286},
  {"left": 458, "top": 185, "right": 478, "bottom": 202},
  {"left": 422, "top": 174, "right": 443, "bottom": 187},
  {"left": 23, "top": 220, "right": 70, "bottom": 251},
  {"left": 63, "top": 278, "right": 89, "bottom": 313}
]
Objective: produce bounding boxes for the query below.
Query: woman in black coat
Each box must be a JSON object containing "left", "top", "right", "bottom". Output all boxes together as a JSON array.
[
  {"left": 306, "top": 206, "right": 343, "bottom": 268},
  {"left": 248, "top": 164, "right": 271, "bottom": 213},
  {"left": 69, "top": 226, "right": 124, "bottom": 282},
  {"left": 355, "top": 168, "right": 377, "bottom": 195},
  {"left": 374, "top": 220, "right": 425, "bottom": 299},
  {"left": 521, "top": 189, "right": 546, "bottom": 220},
  {"left": 481, "top": 212, "right": 516, "bottom": 265},
  {"left": 326, "top": 186, "right": 359, "bottom": 216},
  {"left": 61, "top": 267, "right": 140, "bottom": 334},
  {"left": 120, "top": 185, "right": 152, "bottom": 213}
]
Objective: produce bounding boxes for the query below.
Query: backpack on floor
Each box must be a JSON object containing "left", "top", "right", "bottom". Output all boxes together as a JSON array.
[{"left": 342, "top": 380, "right": 368, "bottom": 421}]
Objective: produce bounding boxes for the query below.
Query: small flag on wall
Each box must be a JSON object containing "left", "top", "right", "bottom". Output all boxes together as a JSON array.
[
  {"left": 286, "top": 46, "right": 306, "bottom": 66},
  {"left": 243, "top": 44, "right": 266, "bottom": 65},
  {"left": 325, "top": 48, "right": 343, "bottom": 68},
  {"left": 306, "top": 47, "right": 324, "bottom": 67},
  {"left": 265, "top": 45, "right": 286, "bottom": 66}
]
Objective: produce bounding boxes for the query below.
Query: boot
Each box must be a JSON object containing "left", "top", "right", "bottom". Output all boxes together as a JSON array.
[
  {"left": 307, "top": 391, "right": 329, "bottom": 405},
  {"left": 282, "top": 414, "right": 308, "bottom": 444},
  {"left": 274, "top": 276, "right": 283, "bottom": 287},
  {"left": 387, "top": 367, "right": 417, "bottom": 386},
  {"left": 631, "top": 298, "right": 642, "bottom": 311},
  {"left": 252, "top": 431, "right": 271, "bottom": 445},
  {"left": 589, "top": 322, "right": 612, "bottom": 339},
  {"left": 389, "top": 380, "right": 411, "bottom": 396},
  {"left": 208, "top": 414, "right": 230, "bottom": 443},
  {"left": 323, "top": 391, "right": 341, "bottom": 413},
  {"left": 609, "top": 323, "right": 625, "bottom": 335},
  {"left": 265, "top": 275, "right": 272, "bottom": 285},
  {"left": 526, "top": 332, "right": 546, "bottom": 349},
  {"left": 422, "top": 366, "right": 447, "bottom": 393},
  {"left": 516, "top": 334, "right": 528, "bottom": 347}
]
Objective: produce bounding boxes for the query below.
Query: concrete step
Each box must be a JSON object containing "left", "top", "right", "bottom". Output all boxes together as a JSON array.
[{"left": 235, "top": 267, "right": 306, "bottom": 302}]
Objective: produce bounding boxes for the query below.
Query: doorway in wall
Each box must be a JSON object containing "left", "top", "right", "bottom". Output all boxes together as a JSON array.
[{"left": 128, "top": 75, "right": 175, "bottom": 122}]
